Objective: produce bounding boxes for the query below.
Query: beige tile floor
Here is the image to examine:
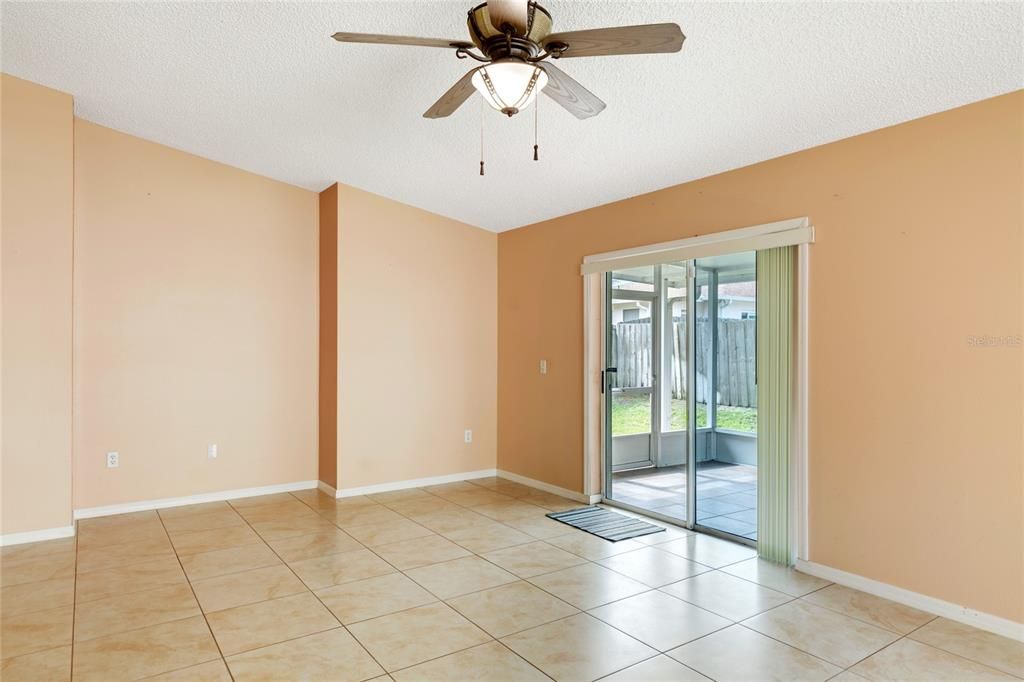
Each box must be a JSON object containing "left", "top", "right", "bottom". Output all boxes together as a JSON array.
[{"left": 2, "top": 476, "right": 1021, "bottom": 681}]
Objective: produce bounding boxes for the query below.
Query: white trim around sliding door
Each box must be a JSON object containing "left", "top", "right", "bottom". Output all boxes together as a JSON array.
[
  {"left": 583, "top": 273, "right": 595, "bottom": 498},
  {"left": 582, "top": 271, "right": 608, "bottom": 500},
  {"left": 793, "top": 243, "right": 811, "bottom": 563},
  {"left": 582, "top": 220, "right": 813, "bottom": 555},
  {"left": 581, "top": 217, "right": 813, "bottom": 275}
]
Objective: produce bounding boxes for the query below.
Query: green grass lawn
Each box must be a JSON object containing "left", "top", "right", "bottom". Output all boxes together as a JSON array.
[{"left": 611, "top": 393, "right": 756, "bottom": 435}]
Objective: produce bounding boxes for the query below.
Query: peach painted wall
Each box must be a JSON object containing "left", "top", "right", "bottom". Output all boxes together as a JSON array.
[
  {"left": 497, "top": 92, "right": 1023, "bottom": 622},
  {"left": 0, "top": 75, "right": 74, "bottom": 534},
  {"left": 331, "top": 184, "right": 497, "bottom": 489},
  {"left": 318, "top": 184, "right": 339, "bottom": 489},
  {"left": 73, "top": 120, "right": 319, "bottom": 508}
]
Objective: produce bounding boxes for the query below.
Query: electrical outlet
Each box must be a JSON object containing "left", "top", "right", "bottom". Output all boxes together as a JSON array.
[
  {"left": 540, "top": 359, "right": 548, "bottom": 375},
  {"left": 106, "top": 451, "right": 119, "bottom": 468},
  {"left": 207, "top": 443, "right": 218, "bottom": 459},
  {"left": 464, "top": 429, "right": 473, "bottom": 444}
]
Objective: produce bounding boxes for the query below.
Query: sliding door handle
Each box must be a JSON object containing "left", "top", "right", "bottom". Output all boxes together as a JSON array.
[{"left": 601, "top": 367, "right": 617, "bottom": 395}]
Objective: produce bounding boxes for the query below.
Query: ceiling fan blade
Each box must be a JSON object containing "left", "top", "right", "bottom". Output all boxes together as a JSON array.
[
  {"left": 543, "top": 23, "right": 685, "bottom": 58},
  {"left": 423, "top": 69, "right": 480, "bottom": 119},
  {"left": 540, "top": 62, "right": 606, "bottom": 120},
  {"left": 332, "top": 32, "right": 473, "bottom": 49},
  {"left": 486, "top": 0, "right": 529, "bottom": 34}
]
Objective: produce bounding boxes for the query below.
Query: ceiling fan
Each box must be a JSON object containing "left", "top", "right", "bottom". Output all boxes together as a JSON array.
[{"left": 331, "top": 0, "right": 685, "bottom": 121}]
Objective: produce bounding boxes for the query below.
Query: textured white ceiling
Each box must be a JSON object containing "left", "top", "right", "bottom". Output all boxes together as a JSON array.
[{"left": 2, "top": 2, "right": 1021, "bottom": 231}]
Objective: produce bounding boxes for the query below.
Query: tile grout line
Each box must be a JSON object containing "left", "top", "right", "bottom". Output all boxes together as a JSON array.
[
  {"left": 71, "top": 533, "right": 180, "bottom": 577},
  {"left": 587, "top": 651, "right": 676, "bottom": 682},
  {"left": 399, "top": 493, "right": 683, "bottom": 675},
  {"left": 840, "top": 633, "right": 911, "bottom": 674},
  {"left": 68, "top": 552, "right": 597, "bottom": 679},
  {"left": 490, "top": 639, "right": 558, "bottom": 682},
  {"left": 837, "top": 614, "right": 944, "bottom": 674},
  {"left": 190, "top": 623, "right": 346, "bottom": 666},
  {"left": 293, "top": 487, "right": 517, "bottom": 666},
  {"left": 60, "top": 613, "right": 220, "bottom": 657},
  {"left": 72, "top": 557, "right": 203, "bottom": 605},
  {"left": 456, "top": 489, "right": 889, "bottom": 677},
  {"left": 871, "top": 625, "right": 1013, "bottom": 678},
  {"left": 225, "top": 493, "right": 395, "bottom": 678},
  {"left": 483, "top": 594, "right": 713, "bottom": 682},
  {"left": 36, "top": 480, "right": 1006, "bottom": 681},
  {"left": 288, "top": 486, "right": 579, "bottom": 678},
  {"left": 731, "top": 582, "right": 969, "bottom": 676},
  {"left": 0, "top": 529, "right": 84, "bottom": 675},
  {"left": 155, "top": 508, "right": 236, "bottom": 682},
  {"left": 351, "top": 491, "right": 562, "bottom": 680},
  {"left": 732, "top": 621, "right": 849, "bottom": 672},
  {"left": 726, "top": 589, "right": 886, "bottom": 673},
  {"left": 0, "top": 508, "right": 803, "bottom": 677},
  {"left": 170, "top": 544, "right": 282, "bottom": 584},
  {"left": 594, "top": 547, "right": 717, "bottom": 586},
  {"left": 511, "top": 556, "right": 744, "bottom": 667},
  {"left": 48, "top": 567, "right": 224, "bottom": 656},
  {"left": 795, "top": 584, "right": 938, "bottom": 639},
  {"left": 602, "top": 656, "right": 710, "bottom": 682},
  {"left": 206, "top": 579, "right": 507, "bottom": 679},
  {"left": 133, "top": 656, "right": 232, "bottom": 682},
  {"left": 319, "top": 483, "right": 722, "bottom": 654}
]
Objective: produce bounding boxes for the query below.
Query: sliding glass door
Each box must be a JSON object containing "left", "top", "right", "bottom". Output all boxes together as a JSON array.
[
  {"left": 604, "top": 263, "right": 690, "bottom": 525},
  {"left": 605, "top": 266, "right": 657, "bottom": 474},
  {"left": 693, "top": 252, "right": 758, "bottom": 542},
  {"left": 603, "top": 252, "right": 758, "bottom": 545}
]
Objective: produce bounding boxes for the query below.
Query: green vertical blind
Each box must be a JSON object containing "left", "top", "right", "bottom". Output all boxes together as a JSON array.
[{"left": 756, "top": 246, "right": 795, "bottom": 564}]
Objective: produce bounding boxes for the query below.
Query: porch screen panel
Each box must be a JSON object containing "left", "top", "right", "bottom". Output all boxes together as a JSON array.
[{"left": 756, "top": 246, "right": 795, "bottom": 564}]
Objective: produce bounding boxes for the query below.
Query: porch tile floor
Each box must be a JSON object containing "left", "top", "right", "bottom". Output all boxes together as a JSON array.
[
  {"left": 612, "top": 461, "right": 759, "bottom": 540},
  {"left": 4, "top": 477, "right": 1021, "bottom": 681}
]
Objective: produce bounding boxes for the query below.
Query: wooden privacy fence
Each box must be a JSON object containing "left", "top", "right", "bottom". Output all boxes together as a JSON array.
[
  {"left": 610, "top": 321, "right": 654, "bottom": 389},
  {"left": 610, "top": 319, "right": 757, "bottom": 408}
]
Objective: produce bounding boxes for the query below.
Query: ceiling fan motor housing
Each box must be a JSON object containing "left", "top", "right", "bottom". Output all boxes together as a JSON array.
[{"left": 467, "top": 2, "right": 553, "bottom": 61}]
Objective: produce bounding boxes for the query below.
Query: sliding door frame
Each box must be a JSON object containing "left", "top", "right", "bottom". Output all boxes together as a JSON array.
[
  {"left": 584, "top": 220, "right": 813, "bottom": 560},
  {"left": 684, "top": 262, "right": 698, "bottom": 527},
  {"left": 604, "top": 271, "right": 662, "bottom": 474},
  {"left": 602, "top": 260, "right": 696, "bottom": 528}
]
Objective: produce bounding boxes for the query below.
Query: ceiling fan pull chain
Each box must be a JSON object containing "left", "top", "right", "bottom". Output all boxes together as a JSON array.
[
  {"left": 533, "top": 93, "right": 540, "bottom": 161},
  {"left": 480, "top": 99, "right": 486, "bottom": 176}
]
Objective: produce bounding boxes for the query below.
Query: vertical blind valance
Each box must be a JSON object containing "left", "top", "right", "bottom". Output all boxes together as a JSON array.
[{"left": 580, "top": 217, "right": 813, "bottom": 276}]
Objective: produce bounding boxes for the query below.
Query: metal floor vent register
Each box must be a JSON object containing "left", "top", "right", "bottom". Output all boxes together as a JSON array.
[{"left": 546, "top": 506, "right": 666, "bottom": 542}]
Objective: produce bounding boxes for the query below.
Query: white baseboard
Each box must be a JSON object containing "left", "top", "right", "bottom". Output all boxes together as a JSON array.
[
  {"left": 65, "top": 469, "right": 586, "bottom": 522},
  {"left": 0, "top": 524, "right": 76, "bottom": 547},
  {"left": 73, "top": 480, "right": 319, "bottom": 520},
  {"left": 317, "top": 480, "right": 339, "bottom": 497},
  {"left": 337, "top": 469, "right": 497, "bottom": 498},
  {"left": 496, "top": 470, "right": 597, "bottom": 504},
  {"left": 796, "top": 560, "right": 1024, "bottom": 643}
]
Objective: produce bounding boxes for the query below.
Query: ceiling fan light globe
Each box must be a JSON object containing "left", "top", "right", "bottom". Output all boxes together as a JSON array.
[{"left": 471, "top": 60, "right": 548, "bottom": 116}]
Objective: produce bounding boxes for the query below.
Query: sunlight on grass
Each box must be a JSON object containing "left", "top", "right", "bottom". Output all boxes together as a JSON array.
[{"left": 611, "top": 393, "right": 756, "bottom": 435}]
